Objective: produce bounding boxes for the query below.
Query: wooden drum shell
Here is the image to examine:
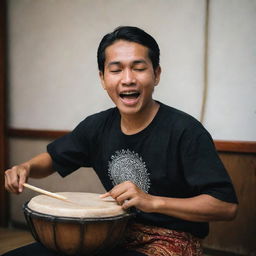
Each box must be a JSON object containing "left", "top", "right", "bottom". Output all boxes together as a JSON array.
[{"left": 23, "top": 202, "right": 131, "bottom": 256}]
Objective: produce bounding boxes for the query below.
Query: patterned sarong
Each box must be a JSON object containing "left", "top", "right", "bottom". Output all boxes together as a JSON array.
[{"left": 122, "top": 223, "right": 203, "bottom": 256}]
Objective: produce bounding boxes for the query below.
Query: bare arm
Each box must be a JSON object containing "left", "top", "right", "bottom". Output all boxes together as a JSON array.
[
  {"left": 150, "top": 193, "right": 237, "bottom": 222},
  {"left": 101, "top": 181, "right": 238, "bottom": 222},
  {"left": 4, "top": 152, "right": 55, "bottom": 194}
]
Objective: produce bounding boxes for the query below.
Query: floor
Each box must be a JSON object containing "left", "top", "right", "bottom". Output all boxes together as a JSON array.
[{"left": 0, "top": 227, "right": 35, "bottom": 255}]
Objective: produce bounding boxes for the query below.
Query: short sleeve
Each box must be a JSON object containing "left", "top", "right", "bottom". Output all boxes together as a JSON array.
[
  {"left": 47, "top": 118, "right": 95, "bottom": 177},
  {"left": 181, "top": 128, "right": 238, "bottom": 203}
]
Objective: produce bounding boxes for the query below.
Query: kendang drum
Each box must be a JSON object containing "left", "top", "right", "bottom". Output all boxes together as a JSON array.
[{"left": 23, "top": 192, "right": 132, "bottom": 255}]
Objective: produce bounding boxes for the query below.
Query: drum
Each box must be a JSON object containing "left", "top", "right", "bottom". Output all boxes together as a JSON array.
[{"left": 23, "top": 192, "right": 132, "bottom": 256}]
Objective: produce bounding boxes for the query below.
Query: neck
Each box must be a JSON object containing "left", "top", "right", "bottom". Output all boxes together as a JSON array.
[{"left": 120, "top": 100, "right": 160, "bottom": 135}]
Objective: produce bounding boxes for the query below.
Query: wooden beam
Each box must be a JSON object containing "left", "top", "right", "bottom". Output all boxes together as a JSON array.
[
  {"left": 214, "top": 140, "right": 256, "bottom": 154},
  {"left": 7, "top": 128, "right": 256, "bottom": 154},
  {"left": 8, "top": 128, "right": 68, "bottom": 140}
]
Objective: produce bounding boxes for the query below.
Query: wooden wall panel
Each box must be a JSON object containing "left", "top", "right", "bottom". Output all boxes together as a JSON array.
[{"left": 203, "top": 153, "right": 256, "bottom": 255}]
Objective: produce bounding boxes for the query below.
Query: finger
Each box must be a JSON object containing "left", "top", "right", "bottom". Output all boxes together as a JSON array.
[
  {"left": 4, "top": 173, "right": 11, "bottom": 192},
  {"left": 115, "top": 191, "right": 132, "bottom": 205},
  {"left": 5, "top": 170, "right": 18, "bottom": 194},
  {"left": 11, "top": 166, "right": 22, "bottom": 193},
  {"left": 6, "top": 165, "right": 26, "bottom": 194},
  {"left": 18, "top": 169, "right": 28, "bottom": 193},
  {"left": 99, "top": 192, "right": 111, "bottom": 198},
  {"left": 109, "top": 184, "right": 130, "bottom": 199},
  {"left": 122, "top": 198, "right": 137, "bottom": 210}
]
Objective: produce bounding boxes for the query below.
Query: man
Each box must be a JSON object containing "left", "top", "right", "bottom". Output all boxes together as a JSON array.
[{"left": 4, "top": 26, "right": 238, "bottom": 256}]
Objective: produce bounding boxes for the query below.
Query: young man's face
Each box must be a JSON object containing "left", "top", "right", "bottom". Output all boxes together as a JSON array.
[{"left": 99, "top": 40, "right": 161, "bottom": 116}]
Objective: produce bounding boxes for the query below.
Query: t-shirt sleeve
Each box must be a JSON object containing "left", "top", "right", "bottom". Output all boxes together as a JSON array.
[
  {"left": 180, "top": 127, "right": 238, "bottom": 204},
  {"left": 47, "top": 117, "right": 96, "bottom": 177}
]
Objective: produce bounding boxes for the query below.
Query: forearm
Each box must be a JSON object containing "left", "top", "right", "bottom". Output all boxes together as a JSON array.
[
  {"left": 150, "top": 194, "right": 238, "bottom": 222},
  {"left": 100, "top": 181, "right": 238, "bottom": 222},
  {"left": 5, "top": 152, "right": 55, "bottom": 193},
  {"left": 23, "top": 152, "right": 55, "bottom": 178}
]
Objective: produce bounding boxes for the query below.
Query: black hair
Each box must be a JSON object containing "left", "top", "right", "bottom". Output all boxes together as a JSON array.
[{"left": 97, "top": 26, "right": 160, "bottom": 73}]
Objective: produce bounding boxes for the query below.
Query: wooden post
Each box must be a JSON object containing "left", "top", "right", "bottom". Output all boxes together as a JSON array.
[{"left": 0, "top": 0, "right": 8, "bottom": 227}]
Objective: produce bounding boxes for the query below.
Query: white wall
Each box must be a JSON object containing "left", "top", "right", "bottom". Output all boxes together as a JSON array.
[
  {"left": 7, "top": 0, "right": 256, "bottom": 140},
  {"left": 204, "top": 0, "right": 256, "bottom": 140},
  {"left": 7, "top": 0, "right": 206, "bottom": 128}
]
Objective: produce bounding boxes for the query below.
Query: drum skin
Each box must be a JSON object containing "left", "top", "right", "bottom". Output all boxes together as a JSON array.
[{"left": 23, "top": 193, "right": 132, "bottom": 256}]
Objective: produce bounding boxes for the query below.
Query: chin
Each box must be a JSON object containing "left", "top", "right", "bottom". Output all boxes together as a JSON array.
[{"left": 117, "top": 105, "right": 141, "bottom": 116}]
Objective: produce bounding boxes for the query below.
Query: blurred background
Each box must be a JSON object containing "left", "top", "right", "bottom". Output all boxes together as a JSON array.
[{"left": 0, "top": 0, "right": 255, "bottom": 255}]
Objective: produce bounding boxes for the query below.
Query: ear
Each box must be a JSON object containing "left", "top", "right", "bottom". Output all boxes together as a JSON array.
[
  {"left": 99, "top": 71, "right": 106, "bottom": 90},
  {"left": 154, "top": 66, "right": 161, "bottom": 86}
]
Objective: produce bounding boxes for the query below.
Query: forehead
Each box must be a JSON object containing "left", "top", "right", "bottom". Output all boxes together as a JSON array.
[{"left": 104, "top": 40, "right": 150, "bottom": 64}]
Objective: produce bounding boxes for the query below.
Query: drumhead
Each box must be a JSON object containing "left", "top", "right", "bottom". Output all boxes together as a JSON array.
[{"left": 27, "top": 192, "right": 126, "bottom": 218}]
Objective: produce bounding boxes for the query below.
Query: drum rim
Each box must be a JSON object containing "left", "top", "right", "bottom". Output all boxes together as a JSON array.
[{"left": 23, "top": 202, "right": 133, "bottom": 223}]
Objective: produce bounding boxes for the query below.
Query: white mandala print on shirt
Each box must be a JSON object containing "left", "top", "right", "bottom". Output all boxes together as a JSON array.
[{"left": 108, "top": 149, "right": 150, "bottom": 192}]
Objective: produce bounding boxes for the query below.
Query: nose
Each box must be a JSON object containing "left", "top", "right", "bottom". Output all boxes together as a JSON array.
[{"left": 121, "top": 69, "right": 136, "bottom": 86}]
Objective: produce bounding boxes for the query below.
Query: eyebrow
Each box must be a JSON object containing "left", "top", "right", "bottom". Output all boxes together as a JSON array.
[
  {"left": 107, "top": 61, "right": 121, "bottom": 67},
  {"left": 133, "top": 60, "right": 147, "bottom": 65},
  {"left": 107, "top": 59, "right": 147, "bottom": 68}
]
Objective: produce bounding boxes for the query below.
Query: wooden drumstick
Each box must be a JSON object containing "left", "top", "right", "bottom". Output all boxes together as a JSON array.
[
  {"left": 23, "top": 183, "right": 87, "bottom": 207},
  {"left": 23, "top": 183, "right": 114, "bottom": 207},
  {"left": 23, "top": 183, "right": 68, "bottom": 201}
]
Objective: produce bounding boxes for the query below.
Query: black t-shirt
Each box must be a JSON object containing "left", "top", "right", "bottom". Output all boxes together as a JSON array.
[{"left": 47, "top": 102, "right": 238, "bottom": 238}]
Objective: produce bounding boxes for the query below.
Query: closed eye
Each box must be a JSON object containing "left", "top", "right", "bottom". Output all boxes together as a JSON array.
[
  {"left": 134, "top": 68, "right": 146, "bottom": 72},
  {"left": 110, "top": 70, "right": 121, "bottom": 73}
]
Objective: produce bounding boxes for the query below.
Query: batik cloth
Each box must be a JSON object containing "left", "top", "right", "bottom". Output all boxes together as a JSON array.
[{"left": 122, "top": 223, "right": 203, "bottom": 256}]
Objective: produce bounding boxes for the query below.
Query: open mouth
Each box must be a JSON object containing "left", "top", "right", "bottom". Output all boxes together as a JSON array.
[{"left": 119, "top": 91, "right": 140, "bottom": 99}]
